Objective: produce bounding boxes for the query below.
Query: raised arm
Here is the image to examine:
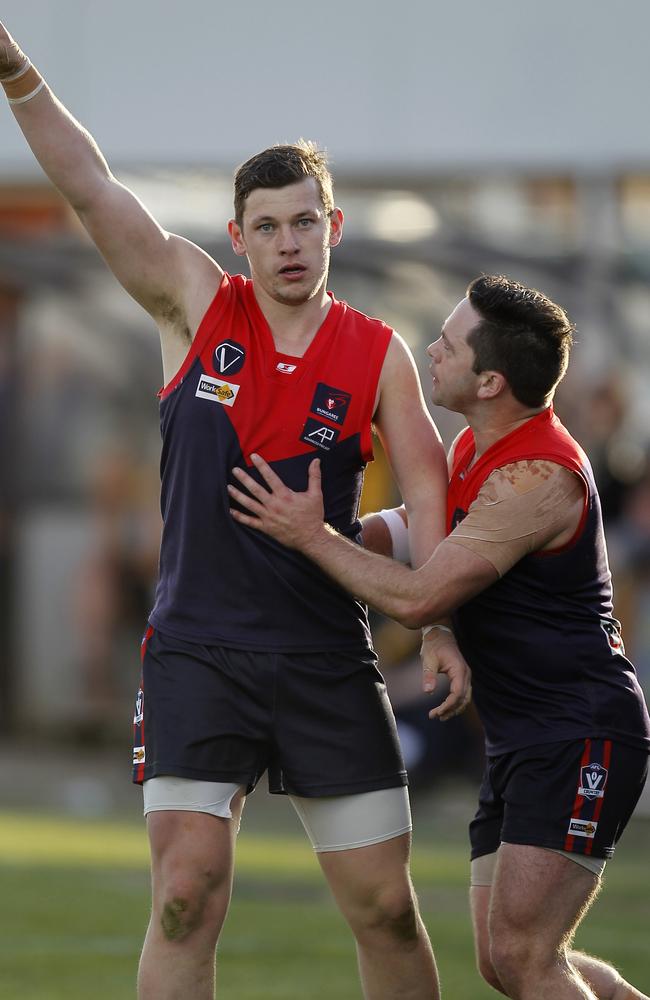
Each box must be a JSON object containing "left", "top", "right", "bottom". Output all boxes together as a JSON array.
[{"left": 0, "top": 22, "right": 221, "bottom": 373}]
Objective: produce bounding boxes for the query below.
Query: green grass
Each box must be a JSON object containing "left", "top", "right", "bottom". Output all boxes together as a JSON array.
[{"left": 0, "top": 809, "right": 648, "bottom": 999}]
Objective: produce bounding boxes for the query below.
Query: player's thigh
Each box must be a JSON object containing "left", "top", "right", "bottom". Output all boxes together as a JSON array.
[
  {"left": 318, "top": 830, "right": 416, "bottom": 924},
  {"left": 490, "top": 843, "right": 599, "bottom": 951},
  {"left": 297, "top": 788, "right": 414, "bottom": 918},
  {"left": 470, "top": 881, "right": 504, "bottom": 989},
  {"left": 146, "top": 786, "right": 247, "bottom": 891},
  {"left": 469, "top": 870, "right": 494, "bottom": 971}
]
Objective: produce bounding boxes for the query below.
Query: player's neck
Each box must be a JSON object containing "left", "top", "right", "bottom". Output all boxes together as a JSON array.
[
  {"left": 469, "top": 403, "right": 549, "bottom": 459},
  {"left": 255, "top": 285, "right": 332, "bottom": 357}
]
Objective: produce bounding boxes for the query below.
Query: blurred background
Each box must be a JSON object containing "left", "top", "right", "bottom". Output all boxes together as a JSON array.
[{"left": 1, "top": 2, "right": 649, "bottom": 996}]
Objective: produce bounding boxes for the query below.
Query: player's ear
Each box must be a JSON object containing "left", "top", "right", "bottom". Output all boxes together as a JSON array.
[
  {"left": 228, "top": 219, "right": 247, "bottom": 257},
  {"left": 477, "top": 370, "right": 506, "bottom": 400},
  {"left": 328, "top": 208, "right": 344, "bottom": 248}
]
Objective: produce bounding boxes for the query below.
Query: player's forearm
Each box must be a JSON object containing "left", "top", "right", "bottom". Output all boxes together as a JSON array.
[
  {"left": 1, "top": 26, "right": 113, "bottom": 213},
  {"left": 304, "top": 523, "right": 441, "bottom": 628}
]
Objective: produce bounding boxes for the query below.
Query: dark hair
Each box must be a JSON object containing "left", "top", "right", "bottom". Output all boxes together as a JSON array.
[
  {"left": 466, "top": 274, "right": 575, "bottom": 407},
  {"left": 233, "top": 139, "right": 334, "bottom": 226}
]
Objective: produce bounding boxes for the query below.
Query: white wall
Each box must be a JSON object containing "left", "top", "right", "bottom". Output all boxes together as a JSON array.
[{"left": 2, "top": 0, "right": 650, "bottom": 176}]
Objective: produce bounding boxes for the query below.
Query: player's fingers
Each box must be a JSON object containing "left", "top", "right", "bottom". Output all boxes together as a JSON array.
[
  {"left": 307, "top": 458, "right": 322, "bottom": 493},
  {"left": 429, "top": 692, "right": 468, "bottom": 722},
  {"left": 250, "top": 453, "right": 285, "bottom": 491},
  {"left": 231, "top": 466, "right": 272, "bottom": 499},
  {"left": 230, "top": 508, "right": 266, "bottom": 530},
  {"left": 422, "top": 664, "right": 439, "bottom": 694},
  {"left": 227, "top": 483, "right": 266, "bottom": 513}
]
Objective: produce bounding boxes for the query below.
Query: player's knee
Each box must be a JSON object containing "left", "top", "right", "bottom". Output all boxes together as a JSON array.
[
  {"left": 475, "top": 931, "right": 505, "bottom": 991},
  {"left": 160, "top": 894, "right": 200, "bottom": 942},
  {"left": 353, "top": 882, "right": 420, "bottom": 945},
  {"left": 489, "top": 933, "right": 534, "bottom": 992},
  {"left": 158, "top": 872, "right": 222, "bottom": 943},
  {"left": 477, "top": 951, "right": 504, "bottom": 993}
]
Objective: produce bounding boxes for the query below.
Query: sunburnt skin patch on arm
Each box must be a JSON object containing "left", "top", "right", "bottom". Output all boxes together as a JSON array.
[{"left": 446, "top": 461, "right": 586, "bottom": 577}]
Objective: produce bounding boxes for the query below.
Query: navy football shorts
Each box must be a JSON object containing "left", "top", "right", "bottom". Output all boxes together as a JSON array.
[
  {"left": 470, "top": 737, "right": 648, "bottom": 861},
  {"left": 132, "top": 626, "right": 407, "bottom": 797}
]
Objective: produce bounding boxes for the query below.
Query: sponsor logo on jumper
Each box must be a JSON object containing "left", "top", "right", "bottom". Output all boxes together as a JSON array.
[
  {"left": 310, "top": 382, "right": 352, "bottom": 425},
  {"left": 568, "top": 818, "right": 597, "bottom": 839},
  {"left": 578, "top": 762, "right": 608, "bottom": 800},
  {"left": 196, "top": 374, "right": 241, "bottom": 407},
  {"left": 134, "top": 689, "right": 143, "bottom": 726},
  {"left": 300, "top": 418, "right": 341, "bottom": 451},
  {"left": 600, "top": 619, "right": 625, "bottom": 655},
  {"left": 276, "top": 362, "right": 297, "bottom": 374},
  {"left": 133, "top": 746, "right": 146, "bottom": 765},
  {"left": 214, "top": 340, "right": 245, "bottom": 376}
]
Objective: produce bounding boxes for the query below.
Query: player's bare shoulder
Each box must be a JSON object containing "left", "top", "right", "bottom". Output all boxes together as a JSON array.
[
  {"left": 490, "top": 460, "right": 584, "bottom": 500},
  {"left": 156, "top": 235, "right": 224, "bottom": 338}
]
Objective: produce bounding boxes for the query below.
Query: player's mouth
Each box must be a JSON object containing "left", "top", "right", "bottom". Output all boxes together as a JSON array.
[{"left": 278, "top": 264, "right": 307, "bottom": 280}]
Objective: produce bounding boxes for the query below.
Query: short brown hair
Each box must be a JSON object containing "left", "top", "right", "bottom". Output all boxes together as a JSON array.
[
  {"left": 233, "top": 139, "right": 335, "bottom": 226},
  {"left": 466, "top": 274, "right": 575, "bottom": 407}
]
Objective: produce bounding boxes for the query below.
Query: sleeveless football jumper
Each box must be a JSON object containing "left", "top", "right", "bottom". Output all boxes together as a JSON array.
[
  {"left": 447, "top": 406, "right": 650, "bottom": 757},
  {"left": 149, "top": 272, "right": 393, "bottom": 652}
]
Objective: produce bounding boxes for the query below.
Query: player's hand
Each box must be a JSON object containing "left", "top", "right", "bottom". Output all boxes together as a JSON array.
[
  {"left": 229, "top": 454, "right": 326, "bottom": 551},
  {"left": 0, "top": 22, "right": 27, "bottom": 80},
  {"left": 421, "top": 628, "right": 472, "bottom": 722}
]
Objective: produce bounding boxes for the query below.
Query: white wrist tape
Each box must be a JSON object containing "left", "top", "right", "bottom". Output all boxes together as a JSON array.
[
  {"left": 378, "top": 507, "right": 410, "bottom": 564},
  {"left": 422, "top": 624, "right": 453, "bottom": 639},
  {"left": 8, "top": 79, "right": 46, "bottom": 105},
  {"left": 2, "top": 58, "right": 31, "bottom": 83}
]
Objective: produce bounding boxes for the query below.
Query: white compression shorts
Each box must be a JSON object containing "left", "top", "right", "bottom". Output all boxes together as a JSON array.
[
  {"left": 470, "top": 847, "right": 606, "bottom": 887},
  {"left": 143, "top": 777, "right": 412, "bottom": 853}
]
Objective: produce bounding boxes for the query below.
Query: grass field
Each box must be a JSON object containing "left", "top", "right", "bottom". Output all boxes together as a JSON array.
[{"left": 0, "top": 804, "right": 648, "bottom": 999}]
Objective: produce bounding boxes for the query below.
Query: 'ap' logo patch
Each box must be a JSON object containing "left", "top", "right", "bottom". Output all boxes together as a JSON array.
[
  {"left": 578, "top": 762, "right": 608, "bottom": 800},
  {"left": 300, "top": 418, "right": 341, "bottom": 451}
]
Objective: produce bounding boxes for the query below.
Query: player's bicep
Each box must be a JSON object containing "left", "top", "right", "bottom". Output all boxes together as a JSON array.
[{"left": 77, "top": 178, "right": 222, "bottom": 319}]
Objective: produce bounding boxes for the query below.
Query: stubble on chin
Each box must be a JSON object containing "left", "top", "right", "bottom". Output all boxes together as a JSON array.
[{"left": 271, "top": 273, "right": 325, "bottom": 307}]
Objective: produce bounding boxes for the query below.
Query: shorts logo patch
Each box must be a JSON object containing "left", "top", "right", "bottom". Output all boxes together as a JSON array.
[
  {"left": 568, "top": 818, "right": 597, "bottom": 838},
  {"left": 310, "top": 383, "right": 351, "bottom": 425},
  {"left": 133, "top": 746, "right": 146, "bottom": 765},
  {"left": 214, "top": 340, "right": 245, "bottom": 376},
  {"left": 134, "top": 689, "right": 143, "bottom": 726},
  {"left": 578, "top": 762, "right": 608, "bottom": 800},
  {"left": 196, "top": 374, "right": 240, "bottom": 407},
  {"left": 600, "top": 619, "right": 625, "bottom": 655},
  {"left": 300, "top": 418, "right": 341, "bottom": 451}
]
